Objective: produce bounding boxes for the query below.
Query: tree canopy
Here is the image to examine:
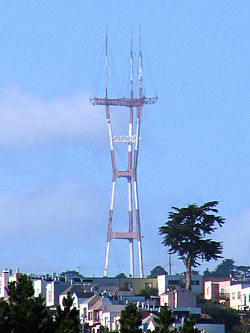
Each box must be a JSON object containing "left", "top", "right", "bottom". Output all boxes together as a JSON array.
[
  {"left": 3, "top": 274, "right": 50, "bottom": 333},
  {"left": 148, "top": 266, "right": 167, "bottom": 278},
  {"left": 154, "top": 305, "right": 175, "bottom": 333},
  {"left": 159, "top": 201, "right": 225, "bottom": 289},
  {"left": 204, "top": 258, "right": 250, "bottom": 280},
  {"left": 178, "top": 316, "right": 199, "bottom": 333},
  {"left": 0, "top": 273, "right": 80, "bottom": 333},
  {"left": 54, "top": 292, "right": 80, "bottom": 333},
  {"left": 119, "top": 303, "right": 142, "bottom": 333}
]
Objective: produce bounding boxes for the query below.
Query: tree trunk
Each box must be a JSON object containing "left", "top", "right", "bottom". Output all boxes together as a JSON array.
[{"left": 185, "top": 257, "right": 192, "bottom": 290}]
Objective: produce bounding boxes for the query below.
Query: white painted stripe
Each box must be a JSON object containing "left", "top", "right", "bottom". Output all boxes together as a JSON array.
[
  {"left": 135, "top": 116, "right": 140, "bottom": 150},
  {"left": 133, "top": 180, "right": 138, "bottom": 209},
  {"left": 128, "top": 181, "right": 132, "bottom": 212},
  {"left": 107, "top": 121, "right": 114, "bottom": 151},
  {"left": 104, "top": 241, "right": 110, "bottom": 277},
  {"left": 129, "top": 241, "right": 134, "bottom": 278},
  {"left": 138, "top": 240, "right": 144, "bottom": 278},
  {"left": 110, "top": 181, "right": 116, "bottom": 210}
]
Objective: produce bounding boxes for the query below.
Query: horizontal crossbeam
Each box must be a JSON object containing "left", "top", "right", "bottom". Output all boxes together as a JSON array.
[
  {"left": 111, "top": 232, "right": 138, "bottom": 239},
  {"left": 89, "top": 96, "right": 158, "bottom": 107},
  {"left": 112, "top": 135, "right": 136, "bottom": 143}
]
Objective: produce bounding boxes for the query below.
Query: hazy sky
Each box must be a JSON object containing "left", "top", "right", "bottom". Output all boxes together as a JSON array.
[{"left": 0, "top": 1, "right": 249, "bottom": 277}]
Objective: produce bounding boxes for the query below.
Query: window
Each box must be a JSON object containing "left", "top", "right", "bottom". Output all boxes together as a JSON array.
[
  {"left": 232, "top": 292, "right": 235, "bottom": 300},
  {"left": 125, "top": 282, "right": 132, "bottom": 290},
  {"left": 238, "top": 292, "right": 241, "bottom": 300},
  {"left": 145, "top": 282, "right": 152, "bottom": 289},
  {"left": 48, "top": 291, "right": 52, "bottom": 303},
  {"left": 168, "top": 280, "right": 180, "bottom": 285},
  {"left": 206, "top": 287, "right": 210, "bottom": 295},
  {"left": 191, "top": 280, "right": 199, "bottom": 285}
]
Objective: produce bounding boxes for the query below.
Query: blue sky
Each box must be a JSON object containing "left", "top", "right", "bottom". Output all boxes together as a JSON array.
[{"left": 0, "top": 1, "right": 249, "bottom": 277}]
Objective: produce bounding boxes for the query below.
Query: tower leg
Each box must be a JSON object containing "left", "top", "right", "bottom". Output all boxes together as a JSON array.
[
  {"left": 104, "top": 241, "right": 110, "bottom": 277},
  {"left": 133, "top": 178, "right": 144, "bottom": 278},
  {"left": 104, "top": 180, "right": 116, "bottom": 277},
  {"left": 129, "top": 240, "right": 134, "bottom": 277},
  {"left": 128, "top": 179, "right": 134, "bottom": 277}
]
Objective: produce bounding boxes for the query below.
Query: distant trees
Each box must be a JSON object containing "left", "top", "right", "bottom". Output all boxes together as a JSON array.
[
  {"left": 115, "top": 273, "right": 127, "bottom": 278},
  {"left": 148, "top": 266, "right": 167, "bottom": 278},
  {"left": 159, "top": 201, "right": 225, "bottom": 290},
  {"left": 204, "top": 259, "right": 250, "bottom": 280}
]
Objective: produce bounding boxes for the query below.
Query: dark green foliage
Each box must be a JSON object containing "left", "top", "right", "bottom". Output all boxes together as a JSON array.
[
  {"left": 154, "top": 305, "right": 175, "bottom": 333},
  {"left": 6, "top": 274, "right": 34, "bottom": 303},
  {"left": 235, "top": 265, "right": 250, "bottom": 280},
  {"left": 159, "top": 201, "right": 225, "bottom": 290},
  {"left": 1, "top": 274, "right": 50, "bottom": 333},
  {"left": 54, "top": 292, "right": 80, "bottom": 333},
  {"left": 119, "top": 303, "right": 142, "bottom": 333},
  {"left": 204, "top": 259, "right": 250, "bottom": 280},
  {"left": 148, "top": 266, "right": 167, "bottom": 278},
  {"left": 204, "top": 259, "right": 235, "bottom": 278},
  {"left": 207, "top": 307, "right": 240, "bottom": 332},
  {"left": 179, "top": 316, "right": 200, "bottom": 333},
  {"left": 138, "top": 287, "right": 158, "bottom": 299},
  {"left": 0, "top": 297, "right": 11, "bottom": 332},
  {"left": 0, "top": 274, "right": 80, "bottom": 333},
  {"left": 115, "top": 273, "right": 127, "bottom": 278}
]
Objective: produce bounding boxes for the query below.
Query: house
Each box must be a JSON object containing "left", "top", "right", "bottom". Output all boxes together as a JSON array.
[
  {"left": 59, "top": 285, "right": 94, "bottom": 309},
  {"left": 157, "top": 273, "right": 203, "bottom": 295},
  {"left": 112, "top": 313, "right": 121, "bottom": 332},
  {"left": 140, "top": 312, "right": 156, "bottom": 332},
  {"left": 229, "top": 283, "right": 250, "bottom": 310},
  {"left": 86, "top": 295, "right": 115, "bottom": 332},
  {"left": 0, "top": 268, "right": 19, "bottom": 299},
  {"left": 46, "top": 280, "right": 71, "bottom": 307},
  {"left": 101, "top": 304, "right": 126, "bottom": 330},
  {"left": 33, "top": 278, "right": 51, "bottom": 299},
  {"left": 80, "top": 294, "right": 100, "bottom": 325},
  {"left": 160, "top": 289, "right": 197, "bottom": 308},
  {"left": 204, "top": 280, "right": 230, "bottom": 303},
  {"left": 119, "top": 277, "right": 158, "bottom": 294}
]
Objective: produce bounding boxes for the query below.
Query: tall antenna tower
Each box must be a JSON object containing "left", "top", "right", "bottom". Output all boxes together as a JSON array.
[{"left": 90, "top": 27, "right": 157, "bottom": 278}]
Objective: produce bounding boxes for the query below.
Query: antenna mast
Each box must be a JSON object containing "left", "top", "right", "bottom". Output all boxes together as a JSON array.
[
  {"left": 105, "top": 26, "right": 108, "bottom": 99},
  {"left": 90, "top": 27, "right": 157, "bottom": 278}
]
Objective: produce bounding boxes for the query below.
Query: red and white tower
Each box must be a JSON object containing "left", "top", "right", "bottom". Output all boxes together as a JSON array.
[{"left": 90, "top": 28, "right": 157, "bottom": 278}]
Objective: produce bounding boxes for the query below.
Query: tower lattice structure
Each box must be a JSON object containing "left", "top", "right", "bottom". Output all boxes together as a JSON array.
[{"left": 90, "top": 29, "right": 157, "bottom": 278}]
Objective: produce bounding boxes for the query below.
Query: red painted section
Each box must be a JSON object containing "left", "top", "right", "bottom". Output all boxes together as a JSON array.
[
  {"left": 116, "top": 170, "right": 134, "bottom": 178},
  {"left": 111, "top": 232, "right": 137, "bottom": 239}
]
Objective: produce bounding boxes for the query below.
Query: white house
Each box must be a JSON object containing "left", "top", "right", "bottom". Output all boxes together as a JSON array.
[
  {"left": 46, "top": 280, "right": 71, "bottom": 307},
  {"left": 33, "top": 278, "right": 51, "bottom": 299},
  {"left": 79, "top": 294, "right": 100, "bottom": 324},
  {"left": 101, "top": 304, "right": 125, "bottom": 331},
  {"left": 59, "top": 285, "right": 94, "bottom": 310},
  {"left": 0, "top": 269, "right": 19, "bottom": 299},
  {"left": 229, "top": 283, "right": 250, "bottom": 310}
]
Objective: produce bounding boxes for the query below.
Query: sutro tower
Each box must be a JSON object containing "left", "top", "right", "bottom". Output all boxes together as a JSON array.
[{"left": 90, "top": 28, "right": 157, "bottom": 278}]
